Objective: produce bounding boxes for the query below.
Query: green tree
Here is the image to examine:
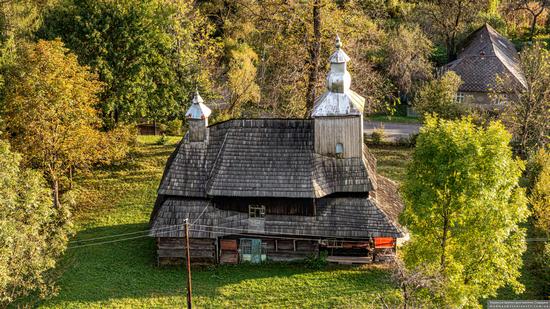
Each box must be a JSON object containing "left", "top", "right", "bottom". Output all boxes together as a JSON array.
[
  {"left": 0, "top": 139, "right": 70, "bottom": 307},
  {"left": 526, "top": 148, "right": 550, "bottom": 296},
  {"left": 0, "top": 0, "right": 57, "bottom": 93},
  {"left": 413, "top": 71, "right": 465, "bottom": 119},
  {"left": 1, "top": 39, "right": 127, "bottom": 209},
  {"left": 401, "top": 116, "right": 529, "bottom": 307},
  {"left": 40, "top": 0, "right": 218, "bottom": 127},
  {"left": 413, "top": 0, "right": 488, "bottom": 60},
  {"left": 383, "top": 25, "right": 433, "bottom": 100}
]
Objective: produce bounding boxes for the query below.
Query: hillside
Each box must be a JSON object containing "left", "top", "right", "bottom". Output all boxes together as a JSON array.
[
  {"left": 36, "top": 137, "right": 542, "bottom": 307},
  {"left": 38, "top": 137, "right": 408, "bottom": 308}
]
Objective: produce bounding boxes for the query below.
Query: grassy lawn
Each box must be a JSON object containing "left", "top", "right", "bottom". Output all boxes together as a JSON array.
[
  {"left": 368, "top": 145, "right": 413, "bottom": 184},
  {"left": 36, "top": 136, "right": 543, "bottom": 308},
  {"left": 366, "top": 115, "right": 421, "bottom": 124},
  {"left": 38, "top": 135, "right": 401, "bottom": 308}
]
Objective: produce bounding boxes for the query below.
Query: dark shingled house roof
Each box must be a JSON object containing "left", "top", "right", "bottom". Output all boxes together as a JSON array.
[
  {"left": 150, "top": 118, "right": 403, "bottom": 239},
  {"left": 158, "top": 119, "right": 376, "bottom": 199},
  {"left": 442, "top": 24, "right": 526, "bottom": 92}
]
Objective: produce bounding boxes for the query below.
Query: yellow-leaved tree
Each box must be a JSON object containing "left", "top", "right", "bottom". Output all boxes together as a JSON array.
[{"left": 2, "top": 39, "right": 131, "bottom": 209}]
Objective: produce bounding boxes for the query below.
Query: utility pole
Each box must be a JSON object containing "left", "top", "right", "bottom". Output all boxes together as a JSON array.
[{"left": 184, "top": 218, "right": 192, "bottom": 309}]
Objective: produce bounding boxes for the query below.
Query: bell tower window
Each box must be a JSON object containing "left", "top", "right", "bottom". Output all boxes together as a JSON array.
[{"left": 336, "top": 143, "right": 344, "bottom": 157}]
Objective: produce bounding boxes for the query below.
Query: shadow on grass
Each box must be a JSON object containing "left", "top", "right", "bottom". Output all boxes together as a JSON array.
[{"left": 43, "top": 223, "right": 395, "bottom": 307}]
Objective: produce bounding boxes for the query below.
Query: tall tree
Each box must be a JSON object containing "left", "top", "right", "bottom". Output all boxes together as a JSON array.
[
  {"left": 496, "top": 43, "right": 549, "bottom": 159},
  {"left": 305, "top": 0, "right": 322, "bottom": 115},
  {"left": 1, "top": 39, "right": 120, "bottom": 209},
  {"left": 505, "top": 0, "right": 549, "bottom": 40},
  {"left": 527, "top": 148, "right": 550, "bottom": 296},
  {"left": 414, "top": 0, "right": 488, "bottom": 61},
  {"left": 401, "top": 116, "right": 528, "bottom": 307},
  {"left": 0, "top": 139, "right": 70, "bottom": 307},
  {"left": 383, "top": 25, "right": 433, "bottom": 101},
  {"left": 40, "top": 0, "right": 218, "bottom": 127}
]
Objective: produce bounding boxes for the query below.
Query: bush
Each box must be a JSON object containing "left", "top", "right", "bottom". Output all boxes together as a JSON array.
[
  {"left": 413, "top": 71, "right": 467, "bottom": 120},
  {"left": 164, "top": 119, "right": 182, "bottom": 136},
  {"left": 305, "top": 251, "right": 328, "bottom": 269},
  {"left": 396, "top": 133, "right": 418, "bottom": 147},
  {"left": 0, "top": 140, "right": 71, "bottom": 306},
  {"left": 96, "top": 125, "right": 137, "bottom": 165},
  {"left": 371, "top": 128, "right": 386, "bottom": 144}
]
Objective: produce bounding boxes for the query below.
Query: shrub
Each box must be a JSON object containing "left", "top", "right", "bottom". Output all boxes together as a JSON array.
[
  {"left": 305, "top": 251, "right": 328, "bottom": 269},
  {"left": 0, "top": 140, "right": 71, "bottom": 306},
  {"left": 413, "top": 71, "right": 467, "bottom": 120},
  {"left": 371, "top": 127, "right": 386, "bottom": 144},
  {"left": 164, "top": 119, "right": 183, "bottom": 136}
]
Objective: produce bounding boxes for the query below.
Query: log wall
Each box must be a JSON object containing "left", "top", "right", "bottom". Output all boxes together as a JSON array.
[
  {"left": 314, "top": 116, "right": 363, "bottom": 158},
  {"left": 157, "top": 237, "right": 215, "bottom": 265}
]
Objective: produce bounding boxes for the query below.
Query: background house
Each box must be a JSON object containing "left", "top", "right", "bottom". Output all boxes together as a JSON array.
[
  {"left": 442, "top": 24, "right": 527, "bottom": 107},
  {"left": 149, "top": 37, "right": 405, "bottom": 265}
]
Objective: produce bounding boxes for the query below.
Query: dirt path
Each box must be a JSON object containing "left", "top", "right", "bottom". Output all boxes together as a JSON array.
[{"left": 364, "top": 121, "right": 421, "bottom": 141}]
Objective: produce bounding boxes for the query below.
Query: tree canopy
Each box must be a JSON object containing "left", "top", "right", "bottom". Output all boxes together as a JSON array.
[
  {"left": 401, "top": 116, "right": 528, "bottom": 307},
  {"left": 1, "top": 39, "right": 130, "bottom": 208},
  {"left": 39, "top": 0, "right": 218, "bottom": 127},
  {"left": 0, "top": 139, "right": 70, "bottom": 306},
  {"left": 498, "top": 43, "right": 550, "bottom": 159}
]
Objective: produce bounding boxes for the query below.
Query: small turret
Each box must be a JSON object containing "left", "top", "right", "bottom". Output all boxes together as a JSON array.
[
  {"left": 312, "top": 36, "right": 365, "bottom": 158},
  {"left": 185, "top": 90, "right": 211, "bottom": 142}
]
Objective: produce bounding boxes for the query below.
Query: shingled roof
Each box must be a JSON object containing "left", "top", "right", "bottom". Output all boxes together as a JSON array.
[
  {"left": 158, "top": 119, "right": 376, "bottom": 199},
  {"left": 443, "top": 24, "right": 526, "bottom": 92},
  {"left": 149, "top": 196, "right": 403, "bottom": 239}
]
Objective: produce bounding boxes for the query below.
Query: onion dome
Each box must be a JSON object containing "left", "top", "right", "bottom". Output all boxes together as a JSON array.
[{"left": 311, "top": 35, "right": 365, "bottom": 117}]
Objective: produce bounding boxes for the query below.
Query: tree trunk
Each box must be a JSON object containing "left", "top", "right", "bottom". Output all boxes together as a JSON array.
[
  {"left": 305, "top": 0, "right": 321, "bottom": 117},
  {"left": 530, "top": 14, "right": 538, "bottom": 41},
  {"left": 446, "top": 35, "right": 457, "bottom": 62},
  {"left": 440, "top": 214, "right": 449, "bottom": 271},
  {"left": 52, "top": 178, "right": 61, "bottom": 209}
]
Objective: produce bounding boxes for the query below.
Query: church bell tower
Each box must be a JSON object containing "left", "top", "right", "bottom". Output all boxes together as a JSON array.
[{"left": 311, "top": 35, "right": 365, "bottom": 158}]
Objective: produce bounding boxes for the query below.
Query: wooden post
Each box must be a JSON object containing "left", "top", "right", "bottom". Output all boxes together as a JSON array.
[{"left": 184, "top": 219, "right": 193, "bottom": 309}]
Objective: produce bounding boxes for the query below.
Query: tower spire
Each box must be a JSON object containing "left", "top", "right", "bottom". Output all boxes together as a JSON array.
[{"left": 311, "top": 35, "right": 364, "bottom": 117}]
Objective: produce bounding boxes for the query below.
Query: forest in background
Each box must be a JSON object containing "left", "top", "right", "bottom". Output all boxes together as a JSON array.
[{"left": 2, "top": 0, "right": 549, "bottom": 126}]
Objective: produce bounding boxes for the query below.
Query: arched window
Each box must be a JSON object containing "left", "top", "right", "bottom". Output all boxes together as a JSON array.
[{"left": 336, "top": 143, "right": 344, "bottom": 155}]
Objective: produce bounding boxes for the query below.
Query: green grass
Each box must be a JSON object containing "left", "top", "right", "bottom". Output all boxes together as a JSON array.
[
  {"left": 367, "top": 115, "right": 421, "bottom": 124},
  {"left": 369, "top": 145, "right": 414, "bottom": 184},
  {"left": 38, "top": 135, "right": 401, "bottom": 308},
  {"left": 37, "top": 135, "right": 543, "bottom": 308}
]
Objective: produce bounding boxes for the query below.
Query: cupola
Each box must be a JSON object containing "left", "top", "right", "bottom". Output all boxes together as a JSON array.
[
  {"left": 312, "top": 36, "right": 365, "bottom": 158},
  {"left": 185, "top": 90, "right": 211, "bottom": 142},
  {"left": 311, "top": 35, "right": 365, "bottom": 117}
]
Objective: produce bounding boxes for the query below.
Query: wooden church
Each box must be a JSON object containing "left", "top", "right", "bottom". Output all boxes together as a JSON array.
[{"left": 149, "top": 36, "right": 405, "bottom": 265}]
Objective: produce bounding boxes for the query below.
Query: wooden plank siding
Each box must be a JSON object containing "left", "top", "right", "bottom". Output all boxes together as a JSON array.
[
  {"left": 314, "top": 116, "right": 363, "bottom": 158},
  {"left": 157, "top": 237, "right": 216, "bottom": 265}
]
